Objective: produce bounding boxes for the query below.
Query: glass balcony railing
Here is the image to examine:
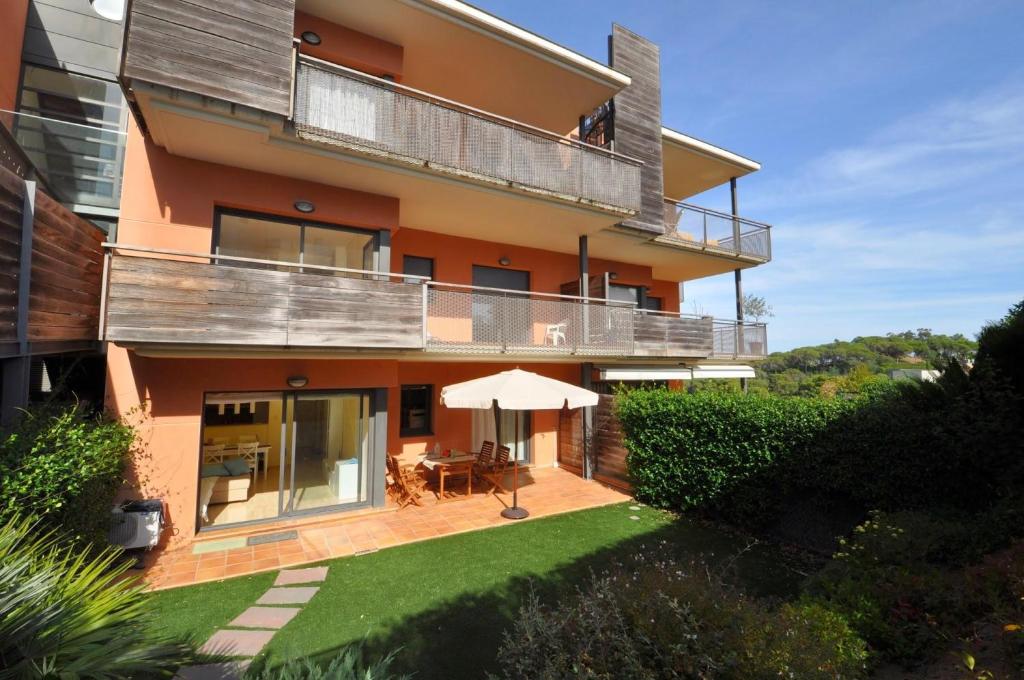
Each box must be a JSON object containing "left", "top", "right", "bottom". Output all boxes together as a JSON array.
[
  {"left": 4, "top": 110, "right": 126, "bottom": 211},
  {"left": 664, "top": 200, "right": 772, "bottom": 261}
]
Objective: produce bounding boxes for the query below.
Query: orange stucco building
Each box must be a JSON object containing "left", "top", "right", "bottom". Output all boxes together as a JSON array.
[{"left": 88, "top": 0, "right": 773, "bottom": 547}]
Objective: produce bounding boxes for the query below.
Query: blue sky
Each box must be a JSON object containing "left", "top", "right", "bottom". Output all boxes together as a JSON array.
[{"left": 475, "top": 0, "right": 1024, "bottom": 350}]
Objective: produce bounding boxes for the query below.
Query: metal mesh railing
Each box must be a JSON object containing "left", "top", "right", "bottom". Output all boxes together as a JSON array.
[
  {"left": 711, "top": 320, "right": 768, "bottom": 358},
  {"left": 294, "top": 58, "right": 642, "bottom": 212},
  {"left": 425, "top": 284, "right": 635, "bottom": 356},
  {"left": 664, "top": 200, "right": 771, "bottom": 261}
]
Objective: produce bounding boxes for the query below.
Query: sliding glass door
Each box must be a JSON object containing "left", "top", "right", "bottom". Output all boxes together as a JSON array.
[
  {"left": 286, "top": 392, "right": 370, "bottom": 513},
  {"left": 199, "top": 389, "right": 373, "bottom": 530}
]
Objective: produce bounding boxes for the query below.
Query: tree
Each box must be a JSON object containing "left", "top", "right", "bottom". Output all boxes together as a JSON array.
[
  {"left": 742, "top": 294, "right": 774, "bottom": 323},
  {"left": 975, "top": 299, "right": 1024, "bottom": 397}
]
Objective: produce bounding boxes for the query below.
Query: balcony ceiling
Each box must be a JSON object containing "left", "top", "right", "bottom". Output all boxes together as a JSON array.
[
  {"left": 662, "top": 127, "right": 760, "bottom": 201},
  {"left": 296, "top": 0, "right": 629, "bottom": 133},
  {"left": 139, "top": 89, "right": 618, "bottom": 255},
  {"left": 587, "top": 230, "right": 764, "bottom": 281}
]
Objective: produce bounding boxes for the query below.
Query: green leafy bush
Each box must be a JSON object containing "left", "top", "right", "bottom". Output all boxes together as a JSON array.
[
  {"left": 0, "top": 404, "right": 135, "bottom": 546},
  {"left": 247, "top": 645, "right": 408, "bottom": 680},
  {"left": 493, "top": 550, "right": 867, "bottom": 680},
  {"left": 618, "top": 368, "right": 1023, "bottom": 532},
  {"left": 0, "top": 515, "right": 196, "bottom": 678},
  {"left": 616, "top": 388, "right": 851, "bottom": 515}
]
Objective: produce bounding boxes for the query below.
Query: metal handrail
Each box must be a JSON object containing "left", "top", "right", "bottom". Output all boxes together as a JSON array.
[
  {"left": 667, "top": 200, "right": 772, "bottom": 230},
  {"left": 425, "top": 280, "right": 634, "bottom": 306},
  {"left": 101, "top": 243, "right": 429, "bottom": 282},
  {"left": 297, "top": 55, "right": 643, "bottom": 167}
]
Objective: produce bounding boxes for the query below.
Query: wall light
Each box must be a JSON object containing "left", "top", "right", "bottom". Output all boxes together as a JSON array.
[
  {"left": 300, "top": 31, "right": 322, "bottom": 45},
  {"left": 287, "top": 376, "right": 309, "bottom": 388},
  {"left": 608, "top": 272, "right": 619, "bottom": 280},
  {"left": 498, "top": 256, "right": 512, "bottom": 266},
  {"left": 293, "top": 200, "right": 315, "bottom": 213}
]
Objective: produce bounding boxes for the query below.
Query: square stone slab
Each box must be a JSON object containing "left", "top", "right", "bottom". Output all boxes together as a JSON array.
[
  {"left": 255, "top": 586, "right": 319, "bottom": 605},
  {"left": 200, "top": 630, "right": 274, "bottom": 657},
  {"left": 176, "top": 661, "right": 250, "bottom": 680},
  {"left": 274, "top": 567, "right": 328, "bottom": 586},
  {"left": 229, "top": 606, "right": 301, "bottom": 629}
]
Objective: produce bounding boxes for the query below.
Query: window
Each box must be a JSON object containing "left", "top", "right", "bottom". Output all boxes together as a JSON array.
[
  {"left": 643, "top": 296, "right": 663, "bottom": 311},
  {"left": 213, "top": 209, "right": 377, "bottom": 271},
  {"left": 403, "top": 255, "right": 434, "bottom": 280},
  {"left": 203, "top": 400, "right": 271, "bottom": 426},
  {"left": 608, "top": 283, "right": 639, "bottom": 305},
  {"left": 400, "top": 384, "right": 433, "bottom": 436}
]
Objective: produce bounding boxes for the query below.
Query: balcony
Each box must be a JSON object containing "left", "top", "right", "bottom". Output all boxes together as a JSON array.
[
  {"left": 294, "top": 57, "right": 642, "bottom": 214},
  {"left": 424, "top": 283, "right": 635, "bottom": 356},
  {"left": 100, "top": 246, "right": 427, "bottom": 349},
  {"left": 663, "top": 200, "right": 771, "bottom": 262},
  {"left": 101, "top": 246, "right": 766, "bottom": 360}
]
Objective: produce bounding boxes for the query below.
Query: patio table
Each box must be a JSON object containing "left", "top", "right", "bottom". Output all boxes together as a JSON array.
[{"left": 420, "top": 452, "right": 476, "bottom": 501}]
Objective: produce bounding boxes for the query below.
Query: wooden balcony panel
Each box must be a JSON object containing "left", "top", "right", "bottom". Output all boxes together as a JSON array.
[
  {"left": 104, "top": 256, "right": 424, "bottom": 349},
  {"left": 633, "top": 313, "right": 713, "bottom": 358}
]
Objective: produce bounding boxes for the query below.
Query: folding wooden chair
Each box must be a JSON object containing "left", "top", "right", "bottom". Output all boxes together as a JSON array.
[
  {"left": 481, "top": 445, "right": 511, "bottom": 496},
  {"left": 386, "top": 454, "right": 426, "bottom": 508},
  {"left": 472, "top": 441, "right": 495, "bottom": 484}
]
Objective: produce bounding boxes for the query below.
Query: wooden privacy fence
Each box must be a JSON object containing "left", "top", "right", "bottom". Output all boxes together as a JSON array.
[
  {"left": 558, "top": 394, "right": 631, "bottom": 490},
  {"left": 0, "top": 154, "right": 104, "bottom": 358}
]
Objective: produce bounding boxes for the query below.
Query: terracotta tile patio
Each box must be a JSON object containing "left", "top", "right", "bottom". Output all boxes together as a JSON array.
[{"left": 144, "top": 467, "right": 630, "bottom": 590}]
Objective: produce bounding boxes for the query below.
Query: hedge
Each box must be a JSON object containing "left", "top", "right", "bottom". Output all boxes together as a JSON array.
[{"left": 617, "top": 371, "right": 1023, "bottom": 529}]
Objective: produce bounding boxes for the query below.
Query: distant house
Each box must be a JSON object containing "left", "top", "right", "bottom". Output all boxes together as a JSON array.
[{"left": 889, "top": 369, "right": 941, "bottom": 382}]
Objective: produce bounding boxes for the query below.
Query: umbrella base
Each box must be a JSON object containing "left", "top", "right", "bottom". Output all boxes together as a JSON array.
[{"left": 501, "top": 506, "right": 530, "bottom": 520}]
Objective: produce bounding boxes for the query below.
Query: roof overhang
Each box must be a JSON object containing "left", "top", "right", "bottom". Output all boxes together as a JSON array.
[
  {"left": 662, "top": 127, "right": 761, "bottom": 201},
  {"left": 296, "top": 0, "right": 630, "bottom": 132}
]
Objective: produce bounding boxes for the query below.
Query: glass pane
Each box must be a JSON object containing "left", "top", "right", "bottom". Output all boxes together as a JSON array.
[
  {"left": 608, "top": 284, "right": 639, "bottom": 304},
  {"left": 291, "top": 392, "right": 369, "bottom": 512},
  {"left": 216, "top": 214, "right": 301, "bottom": 269},
  {"left": 498, "top": 409, "right": 530, "bottom": 463},
  {"left": 403, "top": 256, "right": 434, "bottom": 279},
  {"left": 200, "top": 392, "right": 285, "bottom": 528},
  {"left": 303, "top": 225, "right": 375, "bottom": 272},
  {"left": 15, "top": 67, "right": 126, "bottom": 210}
]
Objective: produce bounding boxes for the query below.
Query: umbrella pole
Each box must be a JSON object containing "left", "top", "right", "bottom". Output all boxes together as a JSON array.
[{"left": 501, "top": 410, "right": 529, "bottom": 520}]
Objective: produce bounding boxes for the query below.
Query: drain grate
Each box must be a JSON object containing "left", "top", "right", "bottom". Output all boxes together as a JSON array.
[{"left": 247, "top": 530, "right": 298, "bottom": 546}]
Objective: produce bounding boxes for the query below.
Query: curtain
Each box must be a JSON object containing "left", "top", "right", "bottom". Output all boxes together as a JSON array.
[{"left": 471, "top": 406, "right": 497, "bottom": 452}]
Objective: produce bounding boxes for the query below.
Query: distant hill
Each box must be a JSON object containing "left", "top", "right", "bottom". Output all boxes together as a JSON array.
[{"left": 752, "top": 330, "right": 977, "bottom": 396}]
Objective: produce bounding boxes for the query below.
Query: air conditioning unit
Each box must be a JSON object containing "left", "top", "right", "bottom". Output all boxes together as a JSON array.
[{"left": 109, "top": 500, "right": 164, "bottom": 550}]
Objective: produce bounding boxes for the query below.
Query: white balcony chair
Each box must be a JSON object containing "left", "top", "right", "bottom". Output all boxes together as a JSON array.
[
  {"left": 545, "top": 321, "right": 568, "bottom": 347},
  {"left": 202, "top": 443, "right": 225, "bottom": 464}
]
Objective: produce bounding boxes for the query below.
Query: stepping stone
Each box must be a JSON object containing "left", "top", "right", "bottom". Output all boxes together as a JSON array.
[
  {"left": 229, "top": 606, "right": 301, "bottom": 629},
  {"left": 274, "top": 567, "right": 328, "bottom": 586},
  {"left": 256, "top": 586, "right": 319, "bottom": 605},
  {"left": 200, "top": 629, "right": 274, "bottom": 657},
  {"left": 176, "top": 661, "right": 250, "bottom": 680}
]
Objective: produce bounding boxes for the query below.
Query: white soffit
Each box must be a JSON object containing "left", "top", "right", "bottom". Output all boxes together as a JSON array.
[{"left": 691, "top": 365, "right": 756, "bottom": 380}]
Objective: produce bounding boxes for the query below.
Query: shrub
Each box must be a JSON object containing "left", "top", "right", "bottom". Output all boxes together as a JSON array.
[
  {"left": 247, "top": 645, "right": 409, "bottom": 680},
  {"left": 493, "top": 550, "right": 867, "bottom": 680},
  {"left": 0, "top": 515, "right": 196, "bottom": 678},
  {"left": 806, "top": 511, "right": 999, "bottom": 667},
  {"left": 616, "top": 388, "right": 850, "bottom": 516},
  {"left": 0, "top": 404, "right": 135, "bottom": 546}
]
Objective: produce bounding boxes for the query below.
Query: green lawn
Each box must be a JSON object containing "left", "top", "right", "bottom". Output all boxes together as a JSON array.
[{"left": 150, "top": 503, "right": 804, "bottom": 679}]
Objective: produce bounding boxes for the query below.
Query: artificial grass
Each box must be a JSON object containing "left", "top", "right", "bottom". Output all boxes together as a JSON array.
[{"left": 149, "top": 503, "right": 803, "bottom": 679}]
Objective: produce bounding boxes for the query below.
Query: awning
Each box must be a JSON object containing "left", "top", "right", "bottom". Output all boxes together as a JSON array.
[
  {"left": 597, "top": 365, "right": 756, "bottom": 381},
  {"left": 691, "top": 365, "right": 756, "bottom": 380},
  {"left": 597, "top": 366, "right": 692, "bottom": 381}
]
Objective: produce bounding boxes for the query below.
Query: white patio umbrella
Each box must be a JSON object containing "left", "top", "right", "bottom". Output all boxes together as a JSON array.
[{"left": 440, "top": 369, "right": 599, "bottom": 519}]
